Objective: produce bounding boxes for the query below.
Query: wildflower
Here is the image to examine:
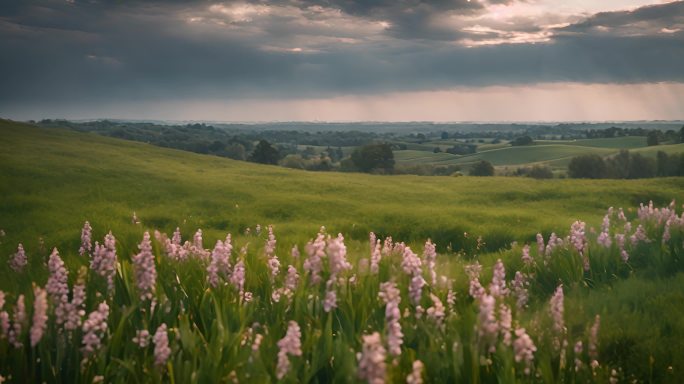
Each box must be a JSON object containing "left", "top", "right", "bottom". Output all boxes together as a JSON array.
[
  {"left": 588, "top": 315, "right": 600, "bottom": 360},
  {"left": 357, "top": 332, "right": 386, "bottom": 384},
  {"left": 490, "top": 259, "right": 508, "bottom": 298},
  {"left": 91, "top": 232, "right": 118, "bottom": 293},
  {"left": 0, "top": 291, "right": 9, "bottom": 339},
  {"left": 466, "top": 263, "right": 485, "bottom": 300},
  {"left": 132, "top": 329, "right": 150, "bottom": 348},
  {"left": 79, "top": 221, "right": 93, "bottom": 256},
  {"left": 477, "top": 294, "right": 498, "bottom": 353},
  {"left": 207, "top": 237, "right": 232, "bottom": 288},
  {"left": 570, "top": 221, "right": 587, "bottom": 255},
  {"left": 382, "top": 236, "right": 393, "bottom": 255},
  {"left": 615, "top": 233, "right": 629, "bottom": 262},
  {"left": 252, "top": 333, "right": 263, "bottom": 353},
  {"left": 133, "top": 232, "right": 157, "bottom": 301},
  {"left": 255, "top": 224, "right": 262, "bottom": 235},
  {"left": 379, "top": 282, "right": 403, "bottom": 356},
  {"left": 618, "top": 208, "right": 627, "bottom": 221},
  {"left": 30, "top": 286, "right": 48, "bottom": 347},
  {"left": 323, "top": 280, "right": 338, "bottom": 312},
  {"left": 284, "top": 265, "right": 299, "bottom": 293},
  {"left": 370, "top": 240, "right": 382, "bottom": 274},
  {"left": 406, "top": 360, "right": 424, "bottom": 384},
  {"left": 545, "top": 232, "right": 563, "bottom": 256},
  {"left": 304, "top": 232, "right": 326, "bottom": 284},
  {"left": 47, "top": 248, "right": 69, "bottom": 325},
  {"left": 65, "top": 270, "right": 87, "bottom": 332},
  {"left": 401, "top": 247, "right": 422, "bottom": 276},
  {"left": 82, "top": 302, "right": 109, "bottom": 359},
  {"left": 597, "top": 214, "right": 612, "bottom": 248},
  {"left": 191, "top": 229, "right": 209, "bottom": 259},
  {"left": 513, "top": 328, "right": 536, "bottom": 375},
  {"left": 291, "top": 245, "right": 300, "bottom": 259},
  {"left": 276, "top": 321, "right": 302, "bottom": 379},
  {"left": 550, "top": 285, "right": 565, "bottom": 349},
  {"left": 521, "top": 244, "right": 533, "bottom": 265},
  {"left": 327, "top": 233, "right": 351, "bottom": 277},
  {"left": 423, "top": 239, "right": 437, "bottom": 286},
  {"left": 266, "top": 225, "right": 280, "bottom": 279},
  {"left": 153, "top": 324, "right": 171, "bottom": 368},
  {"left": 9, "top": 294, "right": 26, "bottom": 348},
  {"left": 574, "top": 341, "right": 583, "bottom": 371},
  {"left": 630, "top": 224, "right": 649, "bottom": 246},
  {"left": 9, "top": 243, "right": 27, "bottom": 273},
  {"left": 369, "top": 232, "right": 377, "bottom": 254},
  {"left": 500, "top": 304, "right": 512, "bottom": 347},
  {"left": 426, "top": 293, "right": 445, "bottom": 328},
  {"left": 230, "top": 260, "right": 246, "bottom": 300},
  {"left": 511, "top": 271, "right": 529, "bottom": 309},
  {"left": 536, "top": 233, "right": 545, "bottom": 255}
]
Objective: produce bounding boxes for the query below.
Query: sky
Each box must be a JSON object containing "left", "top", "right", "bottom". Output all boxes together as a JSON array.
[{"left": 1, "top": 0, "right": 683, "bottom": 122}]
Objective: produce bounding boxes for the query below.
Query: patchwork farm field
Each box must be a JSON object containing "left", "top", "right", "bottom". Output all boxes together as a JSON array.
[{"left": 1, "top": 119, "right": 684, "bottom": 383}]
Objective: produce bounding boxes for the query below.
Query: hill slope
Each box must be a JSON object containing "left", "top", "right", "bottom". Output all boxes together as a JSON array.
[{"left": 1, "top": 119, "right": 684, "bottom": 256}]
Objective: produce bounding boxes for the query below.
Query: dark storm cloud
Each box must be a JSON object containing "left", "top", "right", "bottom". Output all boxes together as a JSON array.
[{"left": 0, "top": 0, "right": 683, "bottom": 108}]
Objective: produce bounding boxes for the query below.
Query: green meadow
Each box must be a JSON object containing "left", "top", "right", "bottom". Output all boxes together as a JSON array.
[{"left": 1, "top": 119, "right": 684, "bottom": 383}]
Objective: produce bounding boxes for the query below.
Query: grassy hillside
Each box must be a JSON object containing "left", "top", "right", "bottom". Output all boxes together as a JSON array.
[{"left": 2, "top": 119, "right": 683, "bottom": 259}]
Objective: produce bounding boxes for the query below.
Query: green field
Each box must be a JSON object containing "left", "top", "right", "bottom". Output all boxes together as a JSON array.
[
  {"left": 395, "top": 136, "right": 684, "bottom": 171},
  {"left": 1, "top": 119, "right": 684, "bottom": 383}
]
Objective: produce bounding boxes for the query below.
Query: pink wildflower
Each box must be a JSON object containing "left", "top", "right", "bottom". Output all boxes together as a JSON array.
[
  {"left": 327, "top": 233, "right": 351, "bottom": 277},
  {"left": 207, "top": 237, "right": 232, "bottom": 288},
  {"left": 9, "top": 243, "right": 27, "bottom": 273},
  {"left": 30, "top": 286, "right": 48, "bottom": 347},
  {"left": 79, "top": 221, "right": 93, "bottom": 256},
  {"left": 536, "top": 233, "right": 545, "bottom": 256},
  {"left": 597, "top": 214, "right": 612, "bottom": 248},
  {"left": 91, "top": 232, "right": 118, "bottom": 293},
  {"left": 406, "top": 360, "right": 424, "bottom": 384},
  {"left": 630, "top": 224, "right": 649, "bottom": 246},
  {"left": 379, "top": 282, "right": 403, "bottom": 356},
  {"left": 133, "top": 232, "right": 157, "bottom": 300},
  {"left": 426, "top": 293, "right": 445, "bottom": 328},
  {"left": 357, "top": 332, "right": 386, "bottom": 384},
  {"left": 230, "top": 260, "right": 246, "bottom": 300},
  {"left": 500, "top": 304, "right": 512, "bottom": 347},
  {"left": 9, "top": 294, "right": 26, "bottom": 348},
  {"left": 265, "top": 225, "right": 280, "bottom": 279},
  {"left": 550, "top": 285, "right": 565, "bottom": 350},
  {"left": 511, "top": 271, "right": 529, "bottom": 309},
  {"left": 81, "top": 302, "right": 109, "bottom": 358},
  {"left": 284, "top": 265, "right": 299, "bottom": 294},
  {"left": 521, "top": 244, "right": 533, "bottom": 265},
  {"left": 153, "top": 324, "right": 171, "bottom": 368},
  {"left": 477, "top": 294, "right": 498, "bottom": 353},
  {"left": 570, "top": 221, "right": 587, "bottom": 255},
  {"left": 47, "top": 248, "right": 69, "bottom": 325},
  {"left": 589, "top": 315, "right": 600, "bottom": 360},
  {"left": 132, "top": 329, "right": 150, "bottom": 348},
  {"left": 291, "top": 245, "right": 300, "bottom": 259},
  {"left": 276, "top": 321, "right": 302, "bottom": 379},
  {"left": 0, "top": 291, "right": 8, "bottom": 339},
  {"left": 423, "top": 239, "right": 437, "bottom": 286},
  {"left": 65, "top": 279, "right": 86, "bottom": 331},
  {"left": 304, "top": 231, "right": 326, "bottom": 284},
  {"left": 490, "top": 259, "right": 508, "bottom": 298},
  {"left": 323, "top": 283, "right": 338, "bottom": 312},
  {"left": 370, "top": 240, "right": 382, "bottom": 275},
  {"left": 514, "top": 328, "right": 537, "bottom": 375}
]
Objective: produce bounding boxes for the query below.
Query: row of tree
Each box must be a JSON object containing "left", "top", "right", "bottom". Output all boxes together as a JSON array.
[{"left": 568, "top": 150, "right": 684, "bottom": 179}]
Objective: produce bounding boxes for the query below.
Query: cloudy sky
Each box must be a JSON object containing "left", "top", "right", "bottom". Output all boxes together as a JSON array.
[{"left": 1, "top": 0, "right": 683, "bottom": 121}]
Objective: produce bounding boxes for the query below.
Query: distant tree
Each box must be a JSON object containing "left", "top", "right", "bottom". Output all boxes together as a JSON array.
[
  {"left": 441, "top": 131, "right": 449, "bottom": 140},
  {"left": 280, "top": 154, "right": 306, "bottom": 169},
  {"left": 627, "top": 153, "right": 656, "bottom": 179},
  {"left": 607, "top": 150, "right": 631, "bottom": 179},
  {"left": 249, "top": 140, "right": 280, "bottom": 165},
  {"left": 568, "top": 154, "right": 608, "bottom": 179},
  {"left": 528, "top": 165, "right": 554, "bottom": 179},
  {"left": 657, "top": 151, "right": 669, "bottom": 177},
  {"left": 511, "top": 136, "right": 533, "bottom": 146},
  {"left": 433, "top": 147, "right": 441, "bottom": 153},
  {"left": 680, "top": 126, "right": 684, "bottom": 143},
  {"left": 225, "top": 144, "right": 247, "bottom": 161},
  {"left": 470, "top": 160, "right": 494, "bottom": 176},
  {"left": 647, "top": 131, "right": 660, "bottom": 146},
  {"left": 350, "top": 143, "right": 395, "bottom": 173}
]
